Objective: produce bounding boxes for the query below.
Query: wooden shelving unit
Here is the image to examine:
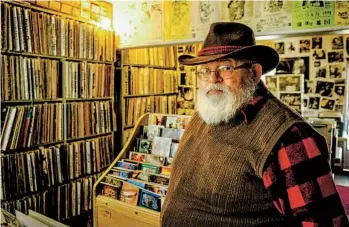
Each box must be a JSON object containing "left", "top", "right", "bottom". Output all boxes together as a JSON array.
[{"left": 0, "top": 1, "right": 117, "bottom": 225}]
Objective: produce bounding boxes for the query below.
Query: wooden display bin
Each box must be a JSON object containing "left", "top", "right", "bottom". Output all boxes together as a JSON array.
[
  {"left": 93, "top": 113, "right": 190, "bottom": 227},
  {"left": 94, "top": 196, "right": 160, "bottom": 227}
]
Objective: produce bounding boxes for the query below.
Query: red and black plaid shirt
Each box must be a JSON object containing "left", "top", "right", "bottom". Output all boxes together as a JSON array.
[{"left": 239, "top": 82, "right": 349, "bottom": 227}]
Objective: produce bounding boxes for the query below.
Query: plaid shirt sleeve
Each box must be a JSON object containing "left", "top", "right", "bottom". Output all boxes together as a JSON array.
[{"left": 262, "top": 123, "right": 349, "bottom": 227}]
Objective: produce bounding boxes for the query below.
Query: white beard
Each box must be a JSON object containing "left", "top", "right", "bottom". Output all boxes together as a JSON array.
[{"left": 196, "top": 77, "right": 256, "bottom": 125}]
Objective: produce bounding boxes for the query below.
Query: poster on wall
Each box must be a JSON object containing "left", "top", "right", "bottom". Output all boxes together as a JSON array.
[
  {"left": 114, "top": 2, "right": 140, "bottom": 47},
  {"left": 292, "top": 1, "right": 335, "bottom": 30},
  {"left": 114, "top": 1, "right": 163, "bottom": 46},
  {"left": 335, "top": 0, "right": 349, "bottom": 26},
  {"left": 254, "top": 0, "right": 292, "bottom": 33},
  {"left": 163, "top": 1, "right": 191, "bottom": 41},
  {"left": 190, "top": 1, "right": 220, "bottom": 40},
  {"left": 220, "top": 1, "right": 255, "bottom": 30},
  {"left": 139, "top": 1, "right": 163, "bottom": 43},
  {"left": 115, "top": 1, "right": 163, "bottom": 46}
]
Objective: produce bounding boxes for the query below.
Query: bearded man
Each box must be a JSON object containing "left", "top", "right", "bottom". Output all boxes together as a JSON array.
[{"left": 161, "top": 22, "right": 348, "bottom": 227}]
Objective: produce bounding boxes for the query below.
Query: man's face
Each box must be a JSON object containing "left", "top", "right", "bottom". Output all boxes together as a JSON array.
[
  {"left": 195, "top": 59, "right": 257, "bottom": 125},
  {"left": 199, "top": 59, "right": 248, "bottom": 91}
]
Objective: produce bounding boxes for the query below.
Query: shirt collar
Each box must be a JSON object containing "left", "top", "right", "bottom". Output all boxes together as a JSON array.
[{"left": 238, "top": 80, "right": 270, "bottom": 124}]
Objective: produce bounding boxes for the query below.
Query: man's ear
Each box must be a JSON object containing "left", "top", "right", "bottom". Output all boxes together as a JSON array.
[{"left": 252, "top": 64, "right": 262, "bottom": 83}]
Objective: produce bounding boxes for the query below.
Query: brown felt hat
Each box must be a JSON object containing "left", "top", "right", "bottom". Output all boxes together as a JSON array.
[{"left": 179, "top": 22, "right": 279, "bottom": 75}]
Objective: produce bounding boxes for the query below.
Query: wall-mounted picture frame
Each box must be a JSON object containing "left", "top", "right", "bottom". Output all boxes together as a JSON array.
[{"left": 278, "top": 74, "right": 303, "bottom": 92}]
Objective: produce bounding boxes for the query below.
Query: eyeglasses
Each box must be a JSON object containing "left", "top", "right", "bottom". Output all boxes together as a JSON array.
[{"left": 196, "top": 63, "right": 251, "bottom": 81}]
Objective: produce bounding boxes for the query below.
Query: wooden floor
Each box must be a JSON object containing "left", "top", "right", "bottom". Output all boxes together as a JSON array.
[{"left": 334, "top": 174, "right": 349, "bottom": 186}]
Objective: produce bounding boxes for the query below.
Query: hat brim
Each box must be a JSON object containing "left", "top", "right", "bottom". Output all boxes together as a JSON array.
[{"left": 178, "top": 45, "right": 279, "bottom": 75}]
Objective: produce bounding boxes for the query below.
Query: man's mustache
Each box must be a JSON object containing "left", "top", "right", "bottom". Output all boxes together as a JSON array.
[{"left": 203, "top": 84, "right": 230, "bottom": 94}]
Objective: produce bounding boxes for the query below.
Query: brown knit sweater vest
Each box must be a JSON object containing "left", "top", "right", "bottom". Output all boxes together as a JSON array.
[{"left": 161, "top": 95, "right": 309, "bottom": 227}]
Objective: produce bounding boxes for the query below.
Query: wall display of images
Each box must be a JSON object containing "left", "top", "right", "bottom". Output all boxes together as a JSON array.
[
  {"left": 265, "top": 75, "right": 278, "bottom": 96},
  {"left": 265, "top": 34, "right": 348, "bottom": 118},
  {"left": 113, "top": 2, "right": 141, "bottom": 46},
  {"left": 114, "top": 1, "right": 163, "bottom": 46},
  {"left": 140, "top": 1, "right": 164, "bottom": 42},
  {"left": 177, "top": 87, "right": 195, "bottom": 115},
  {"left": 276, "top": 57, "right": 309, "bottom": 79},
  {"left": 177, "top": 44, "right": 197, "bottom": 70},
  {"left": 308, "top": 96, "right": 321, "bottom": 111},
  {"left": 265, "top": 74, "right": 304, "bottom": 114},
  {"left": 283, "top": 39, "right": 299, "bottom": 56},
  {"left": 307, "top": 35, "right": 347, "bottom": 115},
  {"left": 292, "top": 1, "right": 335, "bottom": 30},
  {"left": 163, "top": 1, "right": 191, "bottom": 41},
  {"left": 220, "top": 0, "right": 255, "bottom": 30},
  {"left": 300, "top": 39, "right": 311, "bottom": 53},
  {"left": 254, "top": 0, "right": 293, "bottom": 33},
  {"left": 176, "top": 44, "right": 200, "bottom": 115},
  {"left": 114, "top": 1, "right": 348, "bottom": 48},
  {"left": 335, "top": 0, "right": 349, "bottom": 26},
  {"left": 191, "top": 1, "right": 220, "bottom": 40}
]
